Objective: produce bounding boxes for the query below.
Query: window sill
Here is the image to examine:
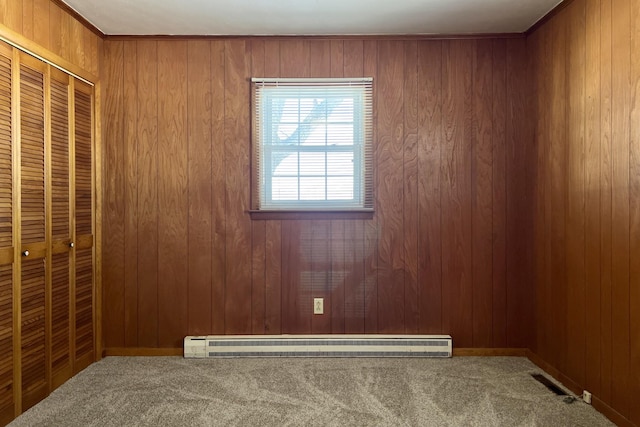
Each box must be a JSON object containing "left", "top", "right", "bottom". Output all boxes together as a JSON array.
[{"left": 249, "top": 209, "right": 374, "bottom": 220}]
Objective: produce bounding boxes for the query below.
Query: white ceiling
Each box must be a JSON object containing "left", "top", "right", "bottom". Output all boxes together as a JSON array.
[{"left": 61, "top": 0, "right": 563, "bottom": 36}]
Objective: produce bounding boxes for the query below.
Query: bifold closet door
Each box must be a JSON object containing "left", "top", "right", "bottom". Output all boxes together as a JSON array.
[
  {"left": 19, "top": 53, "right": 47, "bottom": 411},
  {"left": 0, "top": 42, "right": 15, "bottom": 426},
  {"left": 73, "top": 81, "right": 94, "bottom": 371},
  {"left": 49, "top": 68, "right": 72, "bottom": 389},
  {"left": 0, "top": 39, "right": 96, "bottom": 424}
]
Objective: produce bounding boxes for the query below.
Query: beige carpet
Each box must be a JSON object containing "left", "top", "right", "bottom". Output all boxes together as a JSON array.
[{"left": 10, "top": 356, "right": 612, "bottom": 426}]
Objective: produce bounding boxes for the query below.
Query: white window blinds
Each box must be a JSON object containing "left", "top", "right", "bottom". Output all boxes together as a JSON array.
[{"left": 251, "top": 78, "right": 373, "bottom": 211}]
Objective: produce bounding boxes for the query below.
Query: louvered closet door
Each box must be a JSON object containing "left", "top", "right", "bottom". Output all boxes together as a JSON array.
[
  {"left": 19, "top": 54, "right": 48, "bottom": 411},
  {"left": 0, "top": 42, "right": 15, "bottom": 426},
  {"left": 49, "top": 68, "right": 72, "bottom": 389},
  {"left": 73, "top": 81, "right": 94, "bottom": 371}
]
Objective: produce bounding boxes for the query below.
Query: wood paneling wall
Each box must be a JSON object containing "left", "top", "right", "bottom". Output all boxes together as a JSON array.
[
  {"left": 0, "top": 0, "right": 100, "bottom": 75},
  {"left": 101, "top": 37, "right": 534, "bottom": 350},
  {"left": 529, "top": 0, "right": 640, "bottom": 425}
]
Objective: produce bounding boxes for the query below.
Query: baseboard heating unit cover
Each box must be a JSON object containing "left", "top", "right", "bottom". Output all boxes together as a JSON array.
[{"left": 184, "top": 335, "right": 452, "bottom": 358}]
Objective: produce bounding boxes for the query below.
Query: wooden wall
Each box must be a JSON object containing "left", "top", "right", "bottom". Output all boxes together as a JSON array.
[
  {"left": 528, "top": 0, "right": 640, "bottom": 425},
  {"left": 0, "top": 0, "right": 101, "bottom": 75},
  {"left": 101, "top": 36, "right": 534, "bottom": 350}
]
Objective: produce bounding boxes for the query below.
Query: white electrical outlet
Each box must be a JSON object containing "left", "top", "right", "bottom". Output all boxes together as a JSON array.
[
  {"left": 583, "top": 390, "right": 592, "bottom": 404},
  {"left": 313, "top": 298, "right": 324, "bottom": 314}
]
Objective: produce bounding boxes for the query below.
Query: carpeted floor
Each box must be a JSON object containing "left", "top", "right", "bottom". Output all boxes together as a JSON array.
[{"left": 10, "top": 356, "right": 613, "bottom": 426}]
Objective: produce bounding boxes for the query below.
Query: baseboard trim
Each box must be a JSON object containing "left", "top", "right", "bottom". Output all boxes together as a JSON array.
[
  {"left": 525, "top": 350, "right": 635, "bottom": 427},
  {"left": 453, "top": 348, "right": 528, "bottom": 357},
  {"left": 107, "top": 347, "right": 525, "bottom": 358},
  {"left": 103, "top": 347, "right": 183, "bottom": 357}
]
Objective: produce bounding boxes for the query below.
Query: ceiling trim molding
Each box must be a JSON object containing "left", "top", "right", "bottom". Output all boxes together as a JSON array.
[
  {"left": 525, "top": 0, "right": 572, "bottom": 36},
  {"left": 103, "top": 33, "right": 526, "bottom": 42},
  {"left": 54, "top": 0, "right": 105, "bottom": 38}
]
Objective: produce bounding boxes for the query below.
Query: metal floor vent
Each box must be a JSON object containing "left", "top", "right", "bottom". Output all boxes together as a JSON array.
[
  {"left": 531, "top": 373, "right": 568, "bottom": 396},
  {"left": 184, "top": 335, "right": 452, "bottom": 358}
]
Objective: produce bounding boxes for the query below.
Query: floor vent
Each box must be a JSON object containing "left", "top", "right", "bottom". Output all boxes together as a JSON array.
[
  {"left": 531, "top": 373, "right": 568, "bottom": 396},
  {"left": 184, "top": 335, "right": 452, "bottom": 358}
]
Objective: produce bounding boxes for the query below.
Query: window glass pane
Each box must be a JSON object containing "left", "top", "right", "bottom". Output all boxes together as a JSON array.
[
  {"left": 330, "top": 98, "right": 354, "bottom": 121},
  {"left": 272, "top": 152, "right": 298, "bottom": 176},
  {"left": 327, "top": 124, "right": 354, "bottom": 145},
  {"left": 300, "top": 177, "right": 326, "bottom": 200},
  {"left": 275, "top": 124, "right": 297, "bottom": 143},
  {"left": 280, "top": 99, "right": 299, "bottom": 123},
  {"left": 299, "top": 98, "right": 318, "bottom": 122},
  {"left": 327, "top": 152, "right": 353, "bottom": 176},
  {"left": 327, "top": 177, "right": 354, "bottom": 200},
  {"left": 299, "top": 152, "right": 326, "bottom": 176},
  {"left": 272, "top": 177, "right": 299, "bottom": 200},
  {"left": 305, "top": 123, "right": 327, "bottom": 145}
]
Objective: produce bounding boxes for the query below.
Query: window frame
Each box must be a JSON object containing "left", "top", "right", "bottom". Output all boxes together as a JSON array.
[{"left": 250, "top": 77, "right": 374, "bottom": 218}]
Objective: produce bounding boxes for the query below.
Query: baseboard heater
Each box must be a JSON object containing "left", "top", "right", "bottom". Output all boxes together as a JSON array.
[{"left": 184, "top": 334, "right": 452, "bottom": 358}]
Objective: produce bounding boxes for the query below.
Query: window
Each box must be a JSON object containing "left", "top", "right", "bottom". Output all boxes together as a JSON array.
[{"left": 251, "top": 78, "right": 373, "bottom": 212}]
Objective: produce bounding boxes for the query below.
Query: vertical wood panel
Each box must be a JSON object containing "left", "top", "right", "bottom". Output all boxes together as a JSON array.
[
  {"left": 610, "top": 0, "right": 631, "bottom": 415},
  {"left": 157, "top": 41, "right": 188, "bottom": 347},
  {"left": 82, "top": 27, "right": 93, "bottom": 77},
  {"left": 599, "top": 0, "right": 613, "bottom": 403},
  {"left": 22, "top": 0, "right": 34, "bottom": 40},
  {"left": 48, "top": 5, "right": 62, "bottom": 78},
  {"left": 223, "top": 40, "right": 252, "bottom": 334},
  {"left": 565, "top": 0, "right": 586, "bottom": 386},
  {"left": 535, "top": 23, "right": 553, "bottom": 365},
  {"left": 472, "top": 40, "right": 493, "bottom": 347},
  {"left": 58, "top": 9, "right": 70, "bottom": 62},
  {"left": 136, "top": 40, "right": 159, "bottom": 347},
  {"left": 0, "top": 0, "right": 22, "bottom": 32},
  {"left": 281, "top": 221, "right": 302, "bottom": 333},
  {"left": 330, "top": 220, "right": 345, "bottom": 333},
  {"left": 309, "top": 221, "right": 328, "bottom": 333},
  {"left": 417, "top": 41, "right": 442, "bottom": 335},
  {"left": 441, "top": 40, "right": 473, "bottom": 346},
  {"left": 630, "top": 0, "right": 640, "bottom": 424},
  {"left": 376, "top": 40, "right": 404, "bottom": 333},
  {"left": 584, "top": 0, "right": 602, "bottom": 397},
  {"left": 251, "top": 219, "right": 266, "bottom": 333},
  {"left": 505, "top": 38, "right": 534, "bottom": 349},
  {"left": 491, "top": 38, "right": 507, "bottom": 348},
  {"left": 122, "top": 41, "right": 138, "bottom": 347},
  {"left": 402, "top": 41, "right": 419, "bottom": 334},
  {"left": 210, "top": 40, "right": 226, "bottom": 334},
  {"left": 546, "top": 14, "right": 567, "bottom": 369},
  {"left": 101, "top": 41, "right": 124, "bottom": 348},
  {"left": 187, "top": 40, "right": 213, "bottom": 336},
  {"left": 69, "top": 19, "right": 84, "bottom": 69},
  {"left": 32, "top": 0, "right": 49, "bottom": 51}
]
